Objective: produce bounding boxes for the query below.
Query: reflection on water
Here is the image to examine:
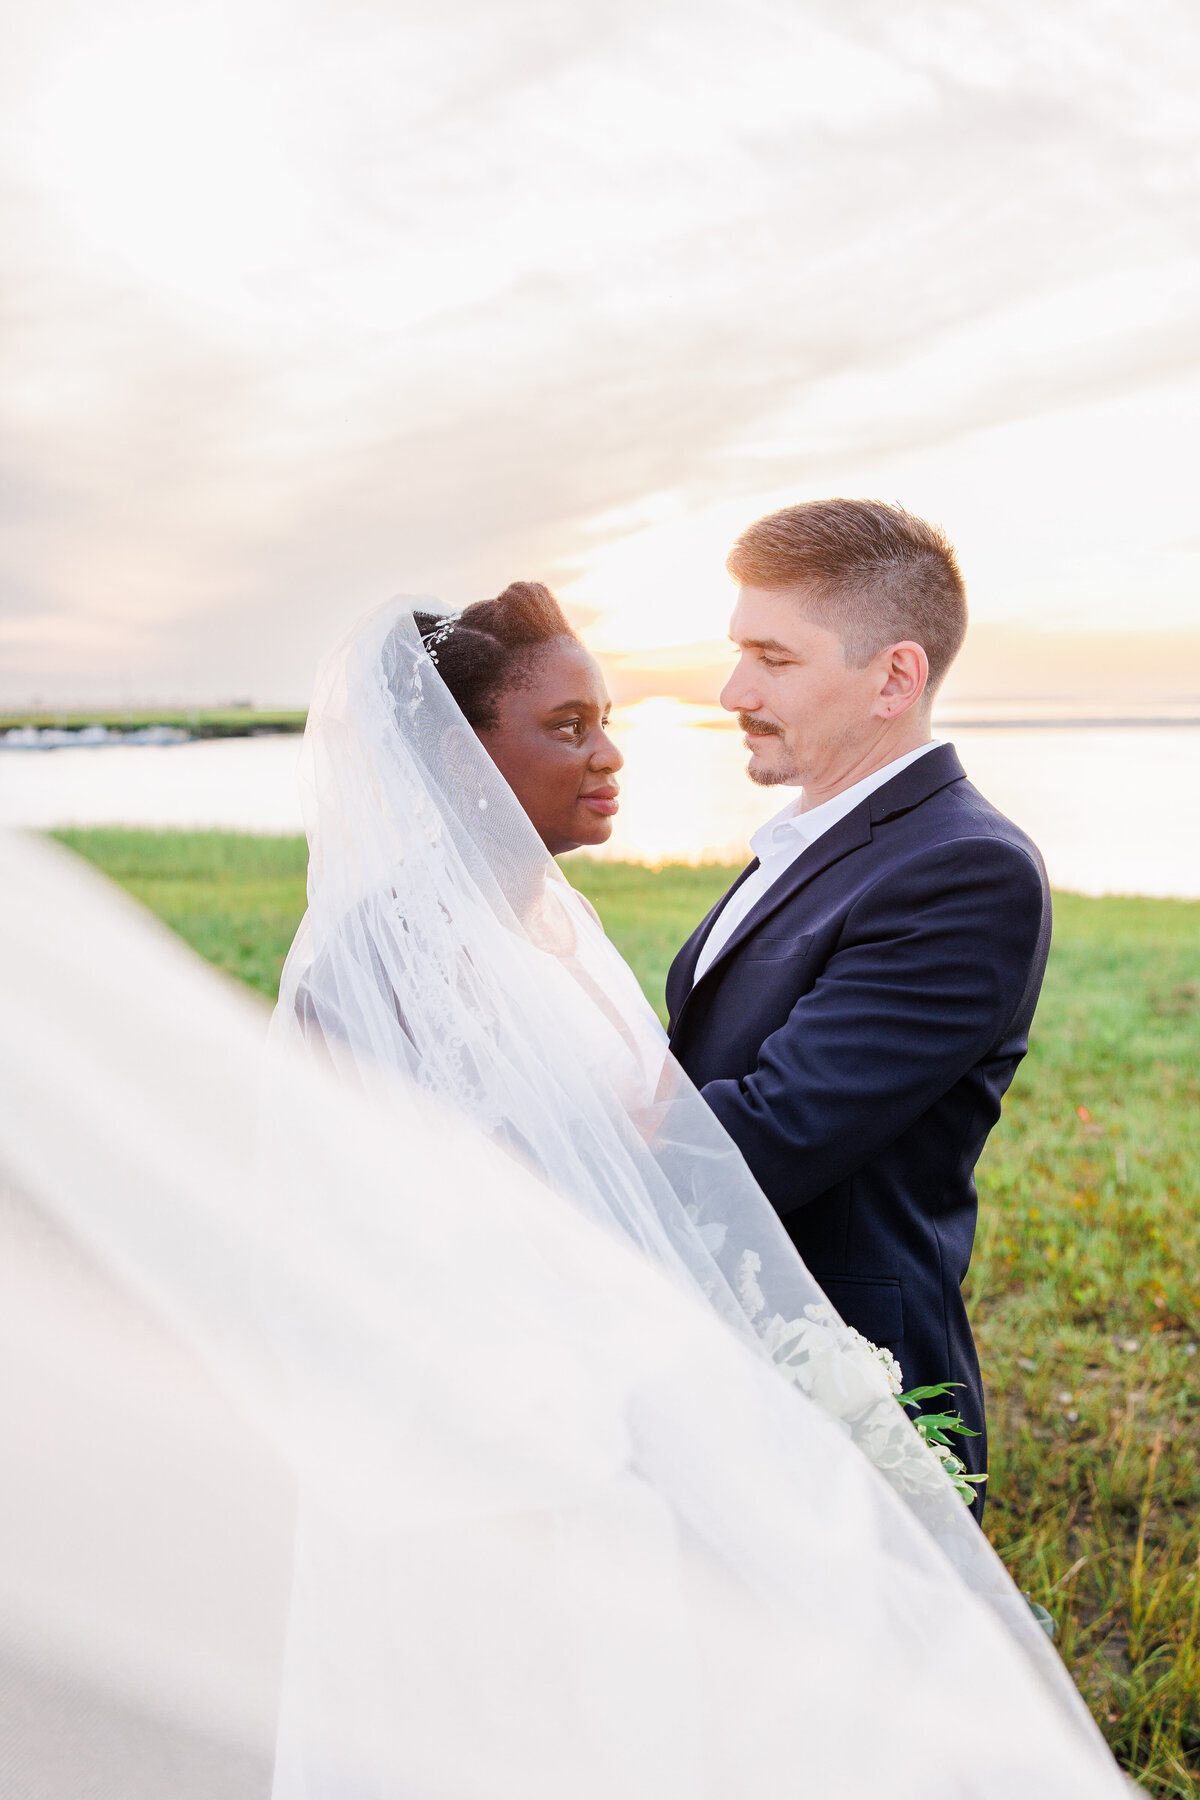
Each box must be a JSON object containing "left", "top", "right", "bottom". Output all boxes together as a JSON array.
[
  {"left": 2, "top": 699, "right": 1198, "bottom": 898},
  {"left": 0, "top": 734, "right": 308, "bottom": 835},
  {"left": 598, "top": 702, "right": 784, "bottom": 864},
  {"left": 596, "top": 704, "right": 1200, "bottom": 900}
]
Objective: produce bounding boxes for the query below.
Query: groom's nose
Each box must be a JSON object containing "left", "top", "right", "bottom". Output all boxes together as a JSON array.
[{"left": 720, "top": 656, "right": 759, "bottom": 714}]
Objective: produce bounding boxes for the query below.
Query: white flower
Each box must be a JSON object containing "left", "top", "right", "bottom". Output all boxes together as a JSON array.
[
  {"left": 844, "top": 1326, "right": 904, "bottom": 1397},
  {"left": 805, "top": 1339, "right": 896, "bottom": 1418},
  {"left": 764, "top": 1309, "right": 894, "bottom": 1419},
  {"left": 763, "top": 1300, "right": 977, "bottom": 1506},
  {"left": 854, "top": 1412, "right": 924, "bottom": 1477}
]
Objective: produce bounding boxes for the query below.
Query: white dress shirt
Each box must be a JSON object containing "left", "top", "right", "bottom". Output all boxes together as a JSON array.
[{"left": 691, "top": 740, "right": 944, "bottom": 984}]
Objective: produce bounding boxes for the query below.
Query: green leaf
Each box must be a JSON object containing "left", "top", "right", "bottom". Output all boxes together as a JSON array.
[
  {"left": 1023, "top": 1596, "right": 1058, "bottom": 1639},
  {"left": 897, "top": 1381, "right": 964, "bottom": 1408}
]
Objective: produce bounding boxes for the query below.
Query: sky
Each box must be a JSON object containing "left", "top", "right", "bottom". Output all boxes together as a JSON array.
[{"left": 1, "top": 0, "right": 1198, "bottom": 707}]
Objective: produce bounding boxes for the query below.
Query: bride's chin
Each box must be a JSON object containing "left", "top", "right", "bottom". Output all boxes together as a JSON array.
[
  {"left": 555, "top": 822, "right": 613, "bottom": 856},
  {"left": 546, "top": 809, "right": 616, "bottom": 855}
]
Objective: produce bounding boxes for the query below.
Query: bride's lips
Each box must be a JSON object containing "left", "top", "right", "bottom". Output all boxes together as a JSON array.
[{"left": 580, "top": 786, "right": 620, "bottom": 816}]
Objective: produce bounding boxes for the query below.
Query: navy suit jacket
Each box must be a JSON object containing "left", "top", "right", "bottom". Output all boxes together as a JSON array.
[{"left": 666, "top": 744, "right": 1051, "bottom": 1503}]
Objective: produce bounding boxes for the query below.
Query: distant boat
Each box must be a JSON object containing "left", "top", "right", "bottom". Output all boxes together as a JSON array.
[{"left": 1, "top": 724, "right": 190, "bottom": 751}]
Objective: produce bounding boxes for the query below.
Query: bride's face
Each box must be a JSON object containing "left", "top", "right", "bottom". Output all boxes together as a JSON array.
[{"left": 477, "top": 639, "right": 624, "bottom": 856}]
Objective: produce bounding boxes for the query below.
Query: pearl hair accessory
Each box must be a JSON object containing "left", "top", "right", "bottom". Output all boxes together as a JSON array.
[{"left": 419, "top": 614, "right": 460, "bottom": 662}]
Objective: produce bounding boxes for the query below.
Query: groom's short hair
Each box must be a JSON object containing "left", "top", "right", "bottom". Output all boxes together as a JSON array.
[{"left": 727, "top": 499, "right": 967, "bottom": 694}]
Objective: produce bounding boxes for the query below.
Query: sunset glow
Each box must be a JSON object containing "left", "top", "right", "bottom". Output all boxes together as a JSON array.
[{"left": 0, "top": 0, "right": 1197, "bottom": 708}]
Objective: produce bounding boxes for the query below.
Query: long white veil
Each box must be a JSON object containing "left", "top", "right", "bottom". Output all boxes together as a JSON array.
[
  {"left": 0, "top": 827, "right": 1132, "bottom": 1798},
  {"left": 266, "top": 603, "right": 1113, "bottom": 1738}
]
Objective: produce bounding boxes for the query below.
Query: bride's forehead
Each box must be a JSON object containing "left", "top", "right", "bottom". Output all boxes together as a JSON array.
[{"left": 521, "top": 637, "right": 606, "bottom": 700}]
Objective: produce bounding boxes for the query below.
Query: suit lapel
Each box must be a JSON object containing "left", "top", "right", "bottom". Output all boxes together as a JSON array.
[
  {"left": 682, "top": 805, "right": 873, "bottom": 1001},
  {"left": 665, "top": 857, "right": 760, "bottom": 1020},
  {"left": 667, "top": 743, "right": 969, "bottom": 1036}
]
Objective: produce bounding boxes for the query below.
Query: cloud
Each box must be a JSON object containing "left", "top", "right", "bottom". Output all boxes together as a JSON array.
[{"left": 0, "top": 0, "right": 1197, "bottom": 701}]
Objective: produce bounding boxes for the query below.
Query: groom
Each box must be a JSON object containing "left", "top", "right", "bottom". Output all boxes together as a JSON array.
[{"left": 667, "top": 499, "right": 1051, "bottom": 1514}]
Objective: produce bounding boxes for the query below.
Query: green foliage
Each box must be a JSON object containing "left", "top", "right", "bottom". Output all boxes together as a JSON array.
[
  {"left": 968, "top": 891, "right": 1200, "bottom": 1797},
  {"left": 56, "top": 831, "right": 1200, "bottom": 1792},
  {"left": 558, "top": 855, "right": 738, "bottom": 1025},
  {"left": 53, "top": 829, "right": 309, "bottom": 999},
  {"left": 8, "top": 709, "right": 305, "bottom": 736}
]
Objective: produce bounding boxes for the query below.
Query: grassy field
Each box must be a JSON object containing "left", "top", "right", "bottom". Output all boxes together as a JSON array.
[
  {"left": 4, "top": 708, "right": 305, "bottom": 737},
  {"left": 55, "top": 827, "right": 1200, "bottom": 1793}
]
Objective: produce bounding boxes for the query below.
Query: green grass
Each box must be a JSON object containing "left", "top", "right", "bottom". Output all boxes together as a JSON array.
[
  {"left": 54, "top": 828, "right": 1200, "bottom": 1793},
  {"left": 971, "top": 892, "right": 1200, "bottom": 1793},
  {"left": 53, "top": 829, "right": 311, "bottom": 998},
  {"left": 559, "top": 855, "right": 734, "bottom": 1022},
  {"left": 6, "top": 708, "right": 305, "bottom": 736}
]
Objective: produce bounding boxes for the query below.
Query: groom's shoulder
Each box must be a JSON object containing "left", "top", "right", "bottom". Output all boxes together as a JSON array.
[
  {"left": 890, "top": 772, "right": 1049, "bottom": 903},
  {"left": 858, "top": 783, "right": 1049, "bottom": 964},
  {"left": 937, "top": 774, "right": 1044, "bottom": 865},
  {"left": 870, "top": 744, "right": 1043, "bottom": 872}
]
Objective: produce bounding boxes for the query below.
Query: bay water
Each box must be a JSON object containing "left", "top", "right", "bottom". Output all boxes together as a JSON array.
[{"left": 2, "top": 701, "right": 1197, "bottom": 899}]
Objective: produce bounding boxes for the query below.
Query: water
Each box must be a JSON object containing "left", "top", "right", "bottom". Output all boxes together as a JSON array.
[
  {"left": 2, "top": 702, "right": 1198, "bottom": 898},
  {"left": 0, "top": 735, "right": 308, "bottom": 836}
]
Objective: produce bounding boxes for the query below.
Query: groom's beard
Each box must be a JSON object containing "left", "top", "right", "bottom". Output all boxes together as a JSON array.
[{"left": 738, "top": 713, "right": 798, "bottom": 787}]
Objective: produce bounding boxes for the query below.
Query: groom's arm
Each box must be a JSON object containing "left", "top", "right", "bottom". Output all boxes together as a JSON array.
[{"left": 699, "top": 837, "right": 1048, "bottom": 1211}]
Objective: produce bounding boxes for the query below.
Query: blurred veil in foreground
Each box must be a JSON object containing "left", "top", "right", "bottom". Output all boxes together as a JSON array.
[{"left": 0, "top": 815, "right": 1131, "bottom": 1795}]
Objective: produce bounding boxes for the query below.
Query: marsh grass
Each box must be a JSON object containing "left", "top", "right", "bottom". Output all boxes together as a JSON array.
[
  {"left": 53, "top": 829, "right": 310, "bottom": 998},
  {"left": 56, "top": 829, "right": 1200, "bottom": 1793},
  {"left": 5, "top": 708, "right": 305, "bottom": 736}
]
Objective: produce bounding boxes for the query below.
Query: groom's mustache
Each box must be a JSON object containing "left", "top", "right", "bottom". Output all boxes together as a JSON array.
[{"left": 738, "top": 713, "right": 784, "bottom": 738}]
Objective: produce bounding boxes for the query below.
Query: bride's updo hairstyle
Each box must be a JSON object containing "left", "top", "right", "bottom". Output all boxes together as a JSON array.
[{"left": 414, "top": 582, "right": 579, "bottom": 730}]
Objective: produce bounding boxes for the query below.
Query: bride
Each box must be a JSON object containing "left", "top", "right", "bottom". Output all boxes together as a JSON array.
[{"left": 413, "top": 582, "right": 625, "bottom": 858}]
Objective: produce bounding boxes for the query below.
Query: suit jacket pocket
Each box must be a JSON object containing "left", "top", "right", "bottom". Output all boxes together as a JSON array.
[
  {"left": 815, "top": 1274, "right": 904, "bottom": 1352},
  {"left": 738, "top": 930, "right": 817, "bottom": 965}
]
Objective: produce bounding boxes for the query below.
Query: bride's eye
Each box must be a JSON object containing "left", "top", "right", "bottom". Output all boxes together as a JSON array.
[{"left": 555, "top": 718, "right": 584, "bottom": 739}]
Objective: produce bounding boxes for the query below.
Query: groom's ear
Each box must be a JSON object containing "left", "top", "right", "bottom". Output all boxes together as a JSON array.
[{"left": 873, "top": 642, "right": 929, "bottom": 718}]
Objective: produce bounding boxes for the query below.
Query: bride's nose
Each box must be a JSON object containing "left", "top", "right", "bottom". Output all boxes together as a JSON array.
[{"left": 591, "top": 727, "right": 624, "bottom": 772}]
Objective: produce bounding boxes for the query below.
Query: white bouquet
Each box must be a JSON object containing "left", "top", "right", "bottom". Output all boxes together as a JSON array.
[{"left": 759, "top": 1296, "right": 983, "bottom": 1506}]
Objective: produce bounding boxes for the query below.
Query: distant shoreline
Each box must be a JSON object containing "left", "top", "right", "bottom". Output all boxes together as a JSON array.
[
  {"left": 0, "top": 709, "right": 306, "bottom": 743},
  {"left": 3, "top": 706, "right": 1199, "bottom": 746},
  {"left": 696, "top": 714, "right": 1200, "bottom": 733},
  {"left": 935, "top": 716, "right": 1198, "bottom": 731}
]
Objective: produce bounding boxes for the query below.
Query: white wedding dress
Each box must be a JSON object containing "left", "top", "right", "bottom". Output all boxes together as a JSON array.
[{"left": 0, "top": 600, "right": 1133, "bottom": 1796}]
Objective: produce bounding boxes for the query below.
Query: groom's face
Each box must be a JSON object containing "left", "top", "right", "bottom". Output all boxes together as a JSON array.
[{"left": 721, "top": 586, "right": 887, "bottom": 791}]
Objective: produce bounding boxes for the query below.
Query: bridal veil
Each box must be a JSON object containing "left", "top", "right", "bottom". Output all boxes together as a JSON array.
[
  {"left": 272, "top": 605, "right": 1059, "bottom": 1589},
  {"left": 0, "top": 600, "right": 1132, "bottom": 1795}
]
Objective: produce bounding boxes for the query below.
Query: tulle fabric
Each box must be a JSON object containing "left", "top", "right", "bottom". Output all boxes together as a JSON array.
[
  {"left": 0, "top": 829, "right": 1131, "bottom": 1797},
  {"left": 273, "top": 601, "right": 1070, "bottom": 1653}
]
